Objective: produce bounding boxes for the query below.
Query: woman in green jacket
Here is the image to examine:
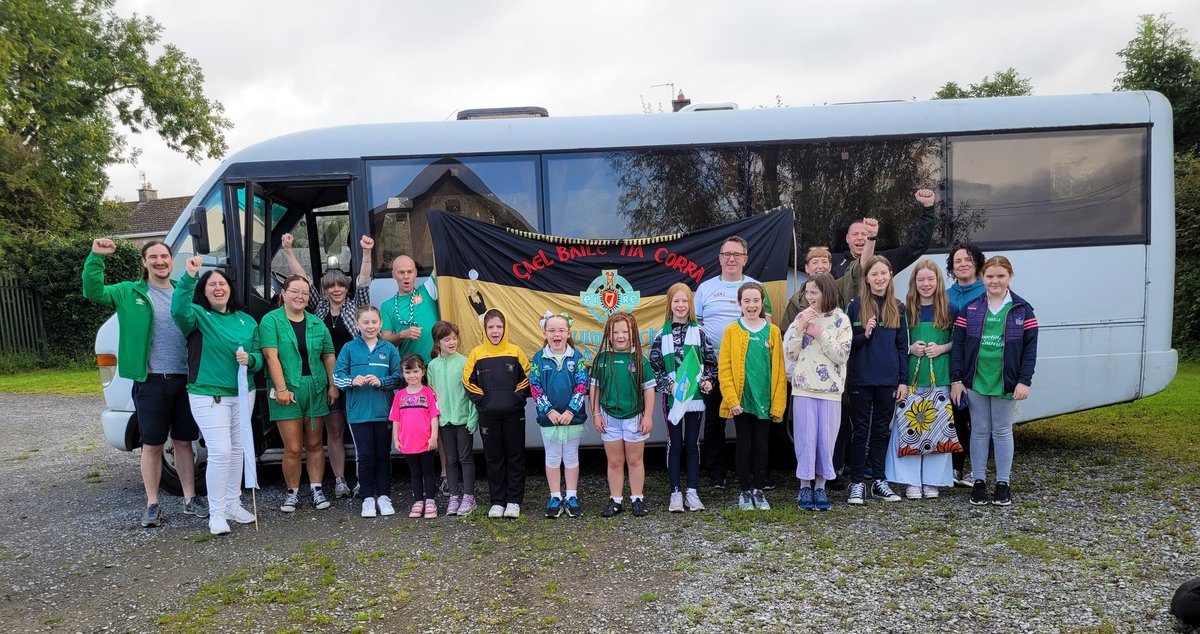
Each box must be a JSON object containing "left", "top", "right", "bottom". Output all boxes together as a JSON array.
[
  {"left": 172, "top": 257, "right": 263, "bottom": 536},
  {"left": 260, "top": 275, "right": 337, "bottom": 513}
]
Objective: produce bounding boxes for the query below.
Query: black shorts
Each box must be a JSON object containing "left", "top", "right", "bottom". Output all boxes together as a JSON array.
[{"left": 132, "top": 374, "right": 199, "bottom": 445}]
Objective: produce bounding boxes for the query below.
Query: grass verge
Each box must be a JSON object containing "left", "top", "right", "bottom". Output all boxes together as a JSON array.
[{"left": 0, "top": 367, "right": 101, "bottom": 395}]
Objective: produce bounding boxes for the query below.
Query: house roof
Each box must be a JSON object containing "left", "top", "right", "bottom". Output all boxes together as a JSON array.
[{"left": 119, "top": 196, "right": 190, "bottom": 236}]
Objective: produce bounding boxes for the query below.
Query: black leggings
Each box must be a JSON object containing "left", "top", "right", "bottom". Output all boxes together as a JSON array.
[
  {"left": 847, "top": 386, "right": 894, "bottom": 484},
  {"left": 478, "top": 411, "right": 526, "bottom": 506},
  {"left": 734, "top": 414, "right": 770, "bottom": 492},
  {"left": 951, "top": 402, "right": 972, "bottom": 472},
  {"left": 348, "top": 421, "right": 391, "bottom": 499},
  {"left": 405, "top": 450, "right": 436, "bottom": 500}
]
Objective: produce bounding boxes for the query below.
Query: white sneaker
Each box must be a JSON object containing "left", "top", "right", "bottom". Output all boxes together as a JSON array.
[
  {"left": 922, "top": 485, "right": 940, "bottom": 499},
  {"left": 668, "top": 491, "right": 684, "bottom": 512},
  {"left": 488, "top": 504, "right": 505, "bottom": 518},
  {"left": 208, "top": 516, "right": 231, "bottom": 535},
  {"left": 226, "top": 505, "right": 256, "bottom": 524},
  {"left": 906, "top": 485, "right": 923, "bottom": 500},
  {"left": 503, "top": 503, "right": 520, "bottom": 519},
  {"left": 684, "top": 489, "right": 705, "bottom": 511},
  {"left": 361, "top": 497, "right": 377, "bottom": 518},
  {"left": 377, "top": 496, "right": 395, "bottom": 516}
]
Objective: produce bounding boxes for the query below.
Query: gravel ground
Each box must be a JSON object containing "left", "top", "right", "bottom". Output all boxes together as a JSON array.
[{"left": 0, "top": 392, "right": 1197, "bottom": 633}]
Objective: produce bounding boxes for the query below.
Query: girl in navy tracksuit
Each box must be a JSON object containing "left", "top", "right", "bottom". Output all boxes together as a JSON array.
[
  {"left": 844, "top": 256, "right": 908, "bottom": 505},
  {"left": 950, "top": 255, "right": 1038, "bottom": 507}
]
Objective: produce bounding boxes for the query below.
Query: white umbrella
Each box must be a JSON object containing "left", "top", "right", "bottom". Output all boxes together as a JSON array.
[{"left": 237, "top": 347, "right": 259, "bottom": 529}]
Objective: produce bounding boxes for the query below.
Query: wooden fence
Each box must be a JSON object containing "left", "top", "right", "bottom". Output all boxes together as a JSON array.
[{"left": 0, "top": 273, "right": 46, "bottom": 356}]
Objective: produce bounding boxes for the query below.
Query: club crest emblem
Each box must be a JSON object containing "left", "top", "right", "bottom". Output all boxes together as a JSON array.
[{"left": 580, "top": 269, "right": 640, "bottom": 323}]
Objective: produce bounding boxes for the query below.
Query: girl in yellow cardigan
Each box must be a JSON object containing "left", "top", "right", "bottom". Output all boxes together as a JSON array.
[{"left": 719, "top": 282, "right": 787, "bottom": 511}]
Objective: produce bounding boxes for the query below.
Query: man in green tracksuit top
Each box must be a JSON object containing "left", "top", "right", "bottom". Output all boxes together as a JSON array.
[{"left": 82, "top": 238, "right": 206, "bottom": 528}]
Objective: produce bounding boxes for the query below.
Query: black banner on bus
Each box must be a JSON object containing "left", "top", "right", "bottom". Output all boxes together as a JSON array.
[{"left": 427, "top": 209, "right": 794, "bottom": 359}]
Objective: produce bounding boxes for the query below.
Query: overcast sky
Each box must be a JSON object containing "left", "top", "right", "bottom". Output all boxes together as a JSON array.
[{"left": 106, "top": 0, "right": 1200, "bottom": 202}]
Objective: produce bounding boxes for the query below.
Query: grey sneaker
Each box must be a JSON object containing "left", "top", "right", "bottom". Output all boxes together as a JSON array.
[
  {"left": 738, "top": 491, "right": 754, "bottom": 511},
  {"left": 312, "top": 487, "right": 331, "bottom": 510},
  {"left": 183, "top": 497, "right": 209, "bottom": 518},
  {"left": 280, "top": 489, "right": 299, "bottom": 513},
  {"left": 752, "top": 489, "right": 771, "bottom": 511},
  {"left": 334, "top": 478, "right": 352, "bottom": 499},
  {"left": 684, "top": 489, "right": 705, "bottom": 511},
  {"left": 140, "top": 503, "right": 162, "bottom": 528},
  {"left": 668, "top": 491, "right": 685, "bottom": 513}
]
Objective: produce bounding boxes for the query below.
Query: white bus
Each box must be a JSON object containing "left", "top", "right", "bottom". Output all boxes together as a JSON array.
[{"left": 95, "top": 92, "right": 1177, "bottom": 494}]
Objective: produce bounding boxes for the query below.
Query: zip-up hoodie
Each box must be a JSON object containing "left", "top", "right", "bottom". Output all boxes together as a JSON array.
[
  {"left": 529, "top": 345, "right": 589, "bottom": 428},
  {"left": 462, "top": 311, "right": 531, "bottom": 415},
  {"left": 950, "top": 291, "right": 1038, "bottom": 393},
  {"left": 947, "top": 279, "right": 985, "bottom": 311},
  {"left": 333, "top": 335, "right": 402, "bottom": 424},
  {"left": 82, "top": 251, "right": 178, "bottom": 382},
  {"left": 171, "top": 273, "right": 262, "bottom": 396},
  {"left": 845, "top": 294, "right": 909, "bottom": 388}
]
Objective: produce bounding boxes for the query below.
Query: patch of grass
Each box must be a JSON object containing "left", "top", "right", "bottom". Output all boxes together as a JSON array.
[
  {"left": 0, "top": 367, "right": 102, "bottom": 395},
  {"left": 82, "top": 463, "right": 106, "bottom": 484},
  {"left": 7, "top": 448, "right": 37, "bottom": 461},
  {"left": 192, "top": 533, "right": 213, "bottom": 544},
  {"left": 640, "top": 592, "right": 658, "bottom": 602},
  {"left": 1018, "top": 362, "right": 1200, "bottom": 468}
]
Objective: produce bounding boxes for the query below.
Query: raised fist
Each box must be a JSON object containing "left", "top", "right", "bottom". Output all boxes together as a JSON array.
[
  {"left": 360, "top": 235, "right": 374, "bottom": 250},
  {"left": 92, "top": 238, "right": 116, "bottom": 255},
  {"left": 862, "top": 218, "right": 880, "bottom": 238},
  {"left": 915, "top": 188, "right": 937, "bottom": 208},
  {"left": 281, "top": 233, "right": 294, "bottom": 250},
  {"left": 185, "top": 256, "right": 203, "bottom": 276}
]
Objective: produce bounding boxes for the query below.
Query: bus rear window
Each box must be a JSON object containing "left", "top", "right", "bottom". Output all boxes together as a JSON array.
[{"left": 948, "top": 128, "right": 1148, "bottom": 248}]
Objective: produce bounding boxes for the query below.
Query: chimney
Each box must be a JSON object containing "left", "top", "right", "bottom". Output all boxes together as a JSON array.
[
  {"left": 672, "top": 90, "right": 692, "bottom": 112},
  {"left": 138, "top": 182, "right": 158, "bottom": 203}
]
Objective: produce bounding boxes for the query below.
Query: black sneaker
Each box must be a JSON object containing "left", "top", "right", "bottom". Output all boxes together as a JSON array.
[
  {"left": 762, "top": 479, "right": 777, "bottom": 491},
  {"left": 826, "top": 476, "right": 847, "bottom": 492},
  {"left": 601, "top": 499, "right": 623, "bottom": 518},
  {"left": 631, "top": 498, "right": 648, "bottom": 517},
  {"left": 992, "top": 482, "right": 1012, "bottom": 506},
  {"left": 709, "top": 477, "right": 726, "bottom": 490},
  {"left": 970, "top": 479, "right": 989, "bottom": 506}
]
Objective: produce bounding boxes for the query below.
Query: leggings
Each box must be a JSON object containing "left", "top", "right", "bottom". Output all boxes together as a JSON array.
[
  {"left": 189, "top": 392, "right": 254, "bottom": 519},
  {"left": 733, "top": 413, "right": 770, "bottom": 492},
  {"left": 847, "top": 386, "right": 894, "bottom": 484},
  {"left": 951, "top": 402, "right": 972, "bottom": 472},
  {"left": 405, "top": 450, "right": 437, "bottom": 500},
  {"left": 967, "top": 388, "right": 1018, "bottom": 483},
  {"left": 540, "top": 428, "right": 582, "bottom": 469},
  {"left": 348, "top": 421, "right": 391, "bottom": 499},
  {"left": 439, "top": 425, "right": 476, "bottom": 497},
  {"left": 665, "top": 406, "right": 702, "bottom": 492}
]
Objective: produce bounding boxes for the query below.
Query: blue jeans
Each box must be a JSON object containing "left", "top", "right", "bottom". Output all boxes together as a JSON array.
[{"left": 966, "top": 388, "right": 1017, "bottom": 483}]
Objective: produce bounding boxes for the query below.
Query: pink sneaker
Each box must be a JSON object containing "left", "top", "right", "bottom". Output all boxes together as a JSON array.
[
  {"left": 447, "top": 496, "right": 461, "bottom": 515},
  {"left": 457, "top": 494, "right": 477, "bottom": 516},
  {"left": 423, "top": 498, "right": 438, "bottom": 519},
  {"left": 409, "top": 501, "right": 423, "bottom": 518}
]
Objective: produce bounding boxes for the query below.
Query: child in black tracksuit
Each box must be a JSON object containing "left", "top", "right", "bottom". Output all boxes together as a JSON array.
[
  {"left": 844, "top": 256, "right": 909, "bottom": 504},
  {"left": 462, "top": 309, "right": 530, "bottom": 519}
]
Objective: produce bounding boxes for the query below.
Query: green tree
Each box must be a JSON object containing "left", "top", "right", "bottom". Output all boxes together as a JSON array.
[
  {"left": 0, "top": 0, "right": 230, "bottom": 238},
  {"left": 1174, "top": 152, "right": 1200, "bottom": 356},
  {"left": 933, "top": 68, "right": 1033, "bottom": 99},
  {"left": 1114, "top": 13, "right": 1200, "bottom": 155}
]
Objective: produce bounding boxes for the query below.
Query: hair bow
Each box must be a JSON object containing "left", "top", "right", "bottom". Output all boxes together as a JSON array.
[{"left": 540, "top": 310, "right": 574, "bottom": 329}]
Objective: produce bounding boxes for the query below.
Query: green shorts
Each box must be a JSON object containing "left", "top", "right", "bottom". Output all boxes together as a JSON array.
[{"left": 269, "top": 374, "right": 331, "bottom": 421}]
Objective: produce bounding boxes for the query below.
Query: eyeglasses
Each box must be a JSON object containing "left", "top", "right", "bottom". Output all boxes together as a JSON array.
[
  {"left": 285, "top": 289, "right": 310, "bottom": 297},
  {"left": 719, "top": 252, "right": 747, "bottom": 260}
]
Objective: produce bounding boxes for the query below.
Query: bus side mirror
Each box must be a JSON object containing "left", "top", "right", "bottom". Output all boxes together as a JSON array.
[{"left": 188, "top": 207, "right": 210, "bottom": 254}]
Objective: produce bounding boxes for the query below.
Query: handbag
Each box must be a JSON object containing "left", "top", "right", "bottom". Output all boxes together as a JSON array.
[{"left": 894, "top": 357, "right": 962, "bottom": 456}]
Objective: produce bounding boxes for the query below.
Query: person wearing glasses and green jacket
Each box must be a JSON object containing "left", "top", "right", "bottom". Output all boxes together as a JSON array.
[{"left": 260, "top": 275, "right": 338, "bottom": 514}]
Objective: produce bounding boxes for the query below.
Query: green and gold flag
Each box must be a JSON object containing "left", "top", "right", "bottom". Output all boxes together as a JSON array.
[{"left": 427, "top": 209, "right": 795, "bottom": 365}]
